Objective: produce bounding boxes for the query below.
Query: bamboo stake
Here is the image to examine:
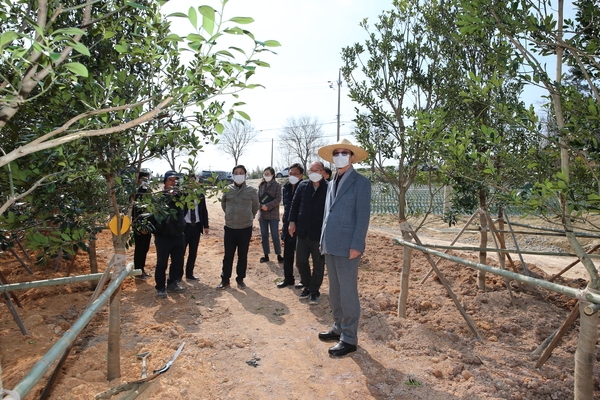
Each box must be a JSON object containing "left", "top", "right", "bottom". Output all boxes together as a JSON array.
[
  {"left": 13, "top": 236, "right": 31, "bottom": 261},
  {"left": 1, "top": 290, "right": 27, "bottom": 335},
  {"left": 107, "top": 249, "right": 126, "bottom": 381},
  {"left": 535, "top": 302, "right": 580, "bottom": 368},
  {"left": 6, "top": 260, "right": 132, "bottom": 400}
]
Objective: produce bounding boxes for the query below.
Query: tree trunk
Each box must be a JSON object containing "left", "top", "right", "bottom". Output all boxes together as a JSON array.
[
  {"left": 88, "top": 239, "right": 99, "bottom": 290},
  {"left": 574, "top": 295, "right": 598, "bottom": 399},
  {"left": 397, "top": 188, "right": 413, "bottom": 318},
  {"left": 476, "top": 190, "right": 487, "bottom": 290}
]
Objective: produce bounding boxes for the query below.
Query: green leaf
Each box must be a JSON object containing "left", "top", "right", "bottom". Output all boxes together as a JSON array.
[
  {"left": 63, "top": 62, "right": 89, "bottom": 77},
  {"left": 0, "top": 31, "right": 18, "bottom": 48},
  {"left": 188, "top": 6, "right": 198, "bottom": 29},
  {"left": 51, "top": 28, "right": 86, "bottom": 36},
  {"left": 199, "top": 6, "right": 215, "bottom": 35},
  {"left": 236, "top": 110, "right": 251, "bottom": 120},
  {"left": 69, "top": 41, "right": 90, "bottom": 56},
  {"left": 167, "top": 12, "right": 188, "bottom": 18},
  {"left": 125, "top": 1, "right": 148, "bottom": 10},
  {"left": 115, "top": 44, "right": 128, "bottom": 53},
  {"left": 229, "top": 17, "right": 254, "bottom": 24},
  {"left": 263, "top": 40, "right": 281, "bottom": 47},
  {"left": 215, "top": 123, "right": 224, "bottom": 134}
]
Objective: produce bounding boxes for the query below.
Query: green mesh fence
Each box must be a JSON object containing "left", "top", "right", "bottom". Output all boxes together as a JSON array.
[{"left": 370, "top": 183, "right": 445, "bottom": 215}]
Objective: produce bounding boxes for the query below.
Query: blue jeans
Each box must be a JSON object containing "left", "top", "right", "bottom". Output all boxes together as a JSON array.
[{"left": 259, "top": 218, "right": 281, "bottom": 256}]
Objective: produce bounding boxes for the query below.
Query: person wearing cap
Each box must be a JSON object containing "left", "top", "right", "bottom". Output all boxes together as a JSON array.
[
  {"left": 217, "top": 165, "right": 259, "bottom": 290},
  {"left": 317, "top": 139, "right": 371, "bottom": 357},
  {"left": 277, "top": 163, "right": 304, "bottom": 289},
  {"left": 181, "top": 173, "right": 209, "bottom": 282},
  {"left": 132, "top": 169, "right": 152, "bottom": 280},
  {"left": 287, "top": 161, "right": 328, "bottom": 304},
  {"left": 152, "top": 170, "right": 187, "bottom": 298}
]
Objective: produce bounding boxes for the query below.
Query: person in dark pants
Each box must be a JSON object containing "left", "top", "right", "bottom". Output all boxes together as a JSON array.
[
  {"left": 277, "top": 163, "right": 304, "bottom": 289},
  {"left": 218, "top": 165, "right": 258, "bottom": 290},
  {"left": 152, "top": 170, "right": 187, "bottom": 298},
  {"left": 132, "top": 169, "right": 152, "bottom": 280},
  {"left": 181, "top": 173, "right": 209, "bottom": 282},
  {"left": 288, "top": 161, "right": 328, "bottom": 304},
  {"left": 318, "top": 139, "right": 371, "bottom": 357},
  {"left": 257, "top": 167, "right": 282, "bottom": 263}
]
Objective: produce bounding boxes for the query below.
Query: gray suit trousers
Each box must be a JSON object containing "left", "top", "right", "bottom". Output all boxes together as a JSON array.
[{"left": 325, "top": 254, "right": 361, "bottom": 345}]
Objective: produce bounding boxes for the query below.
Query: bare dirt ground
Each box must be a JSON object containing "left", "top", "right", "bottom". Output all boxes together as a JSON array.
[{"left": 2, "top": 184, "right": 600, "bottom": 399}]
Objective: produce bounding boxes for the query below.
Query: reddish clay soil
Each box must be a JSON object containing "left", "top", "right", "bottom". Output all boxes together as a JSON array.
[{"left": 1, "top": 192, "right": 599, "bottom": 399}]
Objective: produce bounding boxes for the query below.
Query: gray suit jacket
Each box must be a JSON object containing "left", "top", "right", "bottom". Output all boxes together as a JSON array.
[{"left": 320, "top": 166, "right": 371, "bottom": 257}]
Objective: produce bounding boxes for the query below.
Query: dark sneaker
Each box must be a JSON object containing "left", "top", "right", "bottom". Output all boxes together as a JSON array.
[
  {"left": 137, "top": 272, "right": 152, "bottom": 280},
  {"left": 166, "top": 282, "right": 186, "bottom": 293},
  {"left": 299, "top": 288, "right": 310, "bottom": 299},
  {"left": 277, "top": 255, "right": 284, "bottom": 263},
  {"left": 156, "top": 288, "right": 167, "bottom": 298},
  {"left": 309, "top": 293, "right": 320, "bottom": 304},
  {"left": 237, "top": 280, "right": 247, "bottom": 289},
  {"left": 259, "top": 255, "right": 269, "bottom": 263}
]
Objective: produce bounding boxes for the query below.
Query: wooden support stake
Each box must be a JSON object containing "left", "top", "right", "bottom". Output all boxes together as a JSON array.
[
  {"left": 8, "top": 247, "right": 33, "bottom": 274},
  {"left": 548, "top": 243, "right": 600, "bottom": 282},
  {"left": 421, "top": 210, "right": 480, "bottom": 284},
  {"left": 503, "top": 211, "right": 531, "bottom": 276},
  {"left": 0, "top": 270, "right": 23, "bottom": 308},
  {"left": 14, "top": 235, "right": 32, "bottom": 261},
  {"left": 402, "top": 221, "right": 482, "bottom": 340},
  {"left": 1, "top": 290, "right": 27, "bottom": 335},
  {"left": 535, "top": 302, "right": 580, "bottom": 368},
  {"left": 484, "top": 212, "right": 516, "bottom": 308}
]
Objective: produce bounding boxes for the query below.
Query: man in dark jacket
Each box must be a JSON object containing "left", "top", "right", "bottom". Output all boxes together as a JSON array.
[
  {"left": 153, "top": 170, "right": 187, "bottom": 298},
  {"left": 288, "top": 161, "right": 328, "bottom": 304},
  {"left": 277, "top": 163, "right": 304, "bottom": 288},
  {"left": 132, "top": 169, "right": 152, "bottom": 280}
]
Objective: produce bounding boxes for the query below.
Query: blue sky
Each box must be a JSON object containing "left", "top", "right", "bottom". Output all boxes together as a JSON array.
[{"left": 146, "top": 0, "right": 394, "bottom": 174}]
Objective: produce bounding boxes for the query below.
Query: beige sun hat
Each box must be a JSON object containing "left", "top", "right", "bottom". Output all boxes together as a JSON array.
[{"left": 318, "top": 138, "right": 368, "bottom": 163}]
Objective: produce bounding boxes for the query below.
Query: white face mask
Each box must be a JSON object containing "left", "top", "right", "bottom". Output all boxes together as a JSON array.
[
  {"left": 263, "top": 175, "right": 273, "bottom": 182},
  {"left": 288, "top": 176, "right": 300, "bottom": 185},
  {"left": 308, "top": 172, "right": 322, "bottom": 183},
  {"left": 233, "top": 175, "right": 246, "bottom": 185},
  {"left": 333, "top": 154, "right": 350, "bottom": 168}
]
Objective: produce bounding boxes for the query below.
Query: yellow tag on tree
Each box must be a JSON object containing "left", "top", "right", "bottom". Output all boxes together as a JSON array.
[{"left": 108, "top": 215, "right": 131, "bottom": 235}]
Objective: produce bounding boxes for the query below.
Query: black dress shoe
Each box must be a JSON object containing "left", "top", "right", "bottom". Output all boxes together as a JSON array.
[
  {"left": 277, "top": 255, "right": 284, "bottom": 263},
  {"left": 186, "top": 275, "right": 199, "bottom": 281},
  {"left": 294, "top": 283, "right": 305, "bottom": 289},
  {"left": 216, "top": 281, "right": 230, "bottom": 290},
  {"left": 328, "top": 341, "right": 357, "bottom": 357},
  {"left": 276, "top": 280, "right": 294, "bottom": 289},
  {"left": 318, "top": 330, "right": 341, "bottom": 342}
]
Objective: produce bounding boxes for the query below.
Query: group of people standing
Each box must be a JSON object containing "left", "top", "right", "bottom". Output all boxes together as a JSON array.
[{"left": 132, "top": 139, "right": 371, "bottom": 357}]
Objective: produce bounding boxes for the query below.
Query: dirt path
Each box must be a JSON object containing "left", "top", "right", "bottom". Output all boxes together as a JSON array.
[{"left": 1, "top": 189, "right": 597, "bottom": 399}]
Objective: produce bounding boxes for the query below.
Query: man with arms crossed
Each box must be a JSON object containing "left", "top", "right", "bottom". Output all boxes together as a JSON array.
[{"left": 317, "top": 139, "right": 371, "bottom": 357}]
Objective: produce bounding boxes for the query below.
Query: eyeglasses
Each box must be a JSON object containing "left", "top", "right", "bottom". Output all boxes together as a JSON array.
[{"left": 332, "top": 151, "right": 351, "bottom": 157}]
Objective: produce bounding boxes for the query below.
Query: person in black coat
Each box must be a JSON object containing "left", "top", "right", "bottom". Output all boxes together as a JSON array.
[
  {"left": 288, "top": 161, "right": 329, "bottom": 304},
  {"left": 132, "top": 170, "right": 152, "bottom": 280},
  {"left": 152, "top": 170, "right": 187, "bottom": 298},
  {"left": 276, "top": 163, "right": 304, "bottom": 288}
]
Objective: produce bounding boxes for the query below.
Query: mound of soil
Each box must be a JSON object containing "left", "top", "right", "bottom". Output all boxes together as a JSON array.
[{"left": 1, "top": 195, "right": 599, "bottom": 399}]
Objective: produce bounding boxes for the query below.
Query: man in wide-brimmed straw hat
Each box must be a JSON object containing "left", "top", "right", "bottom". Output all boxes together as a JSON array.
[{"left": 316, "top": 138, "right": 371, "bottom": 357}]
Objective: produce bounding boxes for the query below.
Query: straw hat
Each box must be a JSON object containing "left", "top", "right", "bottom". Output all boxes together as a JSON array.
[{"left": 318, "top": 138, "right": 368, "bottom": 163}]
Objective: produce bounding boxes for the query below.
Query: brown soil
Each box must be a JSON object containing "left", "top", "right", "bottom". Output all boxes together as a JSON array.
[{"left": 2, "top": 188, "right": 600, "bottom": 399}]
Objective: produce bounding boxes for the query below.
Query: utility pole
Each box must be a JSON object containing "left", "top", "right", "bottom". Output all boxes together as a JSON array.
[
  {"left": 329, "top": 69, "right": 342, "bottom": 141},
  {"left": 270, "top": 138, "right": 274, "bottom": 167}
]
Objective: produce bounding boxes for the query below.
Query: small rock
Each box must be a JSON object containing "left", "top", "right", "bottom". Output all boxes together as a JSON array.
[
  {"left": 488, "top": 335, "right": 498, "bottom": 342},
  {"left": 431, "top": 369, "right": 443, "bottom": 378},
  {"left": 462, "top": 370, "right": 473, "bottom": 380},
  {"left": 430, "top": 357, "right": 440, "bottom": 364}
]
